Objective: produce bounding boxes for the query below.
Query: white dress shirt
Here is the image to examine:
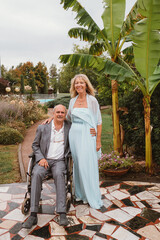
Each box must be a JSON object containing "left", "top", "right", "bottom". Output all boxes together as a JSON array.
[{"left": 47, "top": 120, "right": 64, "bottom": 159}]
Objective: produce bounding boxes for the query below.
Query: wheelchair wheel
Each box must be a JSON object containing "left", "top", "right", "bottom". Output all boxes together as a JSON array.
[
  {"left": 21, "top": 198, "right": 30, "bottom": 215},
  {"left": 66, "top": 193, "right": 71, "bottom": 213}
]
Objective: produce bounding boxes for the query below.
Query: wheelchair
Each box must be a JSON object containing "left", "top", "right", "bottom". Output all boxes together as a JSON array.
[{"left": 21, "top": 153, "right": 74, "bottom": 215}]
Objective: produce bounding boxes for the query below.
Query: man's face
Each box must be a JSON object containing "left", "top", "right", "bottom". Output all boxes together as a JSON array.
[{"left": 54, "top": 105, "right": 66, "bottom": 123}]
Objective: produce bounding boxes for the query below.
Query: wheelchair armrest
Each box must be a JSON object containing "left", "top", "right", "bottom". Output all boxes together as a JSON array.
[{"left": 28, "top": 152, "right": 35, "bottom": 158}]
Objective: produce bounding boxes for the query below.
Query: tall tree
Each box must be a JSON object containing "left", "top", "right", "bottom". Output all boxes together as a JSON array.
[
  {"left": 20, "top": 75, "right": 25, "bottom": 94},
  {"left": 31, "top": 76, "right": 36, "bottom": 93},
  {"left": 34, "top": 62, "right": 49, "bottom": 93},
  {"left": 59, "top": 0, "right": 141, "bottom": 152},
  {"left": 49, "top": 64, "right": 59, "bottom": 93},
  {"left": 49, "top": 64, "right": 58, "bottom": 79}
]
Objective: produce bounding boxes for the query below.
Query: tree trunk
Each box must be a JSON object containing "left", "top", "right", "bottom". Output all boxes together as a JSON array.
[
  {"left": 111, "top": 79, "right": 121, "bottom": 152},
  {"left": 143, "top": 96, "right": 153, "bottom": 174}
]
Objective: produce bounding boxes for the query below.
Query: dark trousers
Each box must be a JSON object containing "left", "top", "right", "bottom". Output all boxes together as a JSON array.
[{"left": 30, "top": 159, "right": 66, "bottom": 213}]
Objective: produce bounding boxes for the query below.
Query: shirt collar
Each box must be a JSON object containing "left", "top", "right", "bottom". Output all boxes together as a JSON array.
[{"left": 52, "top": 120, "right": 64, "bottom": 133}]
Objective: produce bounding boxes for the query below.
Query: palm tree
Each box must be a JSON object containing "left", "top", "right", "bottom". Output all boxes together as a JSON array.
[{"left": 59, "top": 0, "right": 141, "bottom": 153}]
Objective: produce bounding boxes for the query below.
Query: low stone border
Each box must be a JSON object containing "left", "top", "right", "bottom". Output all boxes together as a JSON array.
[{"left": 18, "top": 144, "right": 27, "bottom": 182}]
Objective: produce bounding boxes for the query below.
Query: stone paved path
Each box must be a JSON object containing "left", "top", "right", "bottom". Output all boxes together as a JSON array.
[{"left": 0, "top": 181, "right": 160, "bottom": 239}]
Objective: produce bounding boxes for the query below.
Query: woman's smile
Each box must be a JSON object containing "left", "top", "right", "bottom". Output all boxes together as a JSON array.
[{"left": 74, "top": 78, "right": 86, "bottom": 93}]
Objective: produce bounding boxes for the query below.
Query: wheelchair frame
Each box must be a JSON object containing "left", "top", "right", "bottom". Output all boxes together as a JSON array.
[{"left": 21, "top": 153, "right": 74, "bottom": 215}]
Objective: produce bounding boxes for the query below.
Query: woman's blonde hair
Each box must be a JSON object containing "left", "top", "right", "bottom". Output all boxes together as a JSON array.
[{"left": 70, "top": 74, "right": 96, "bottom": 98}]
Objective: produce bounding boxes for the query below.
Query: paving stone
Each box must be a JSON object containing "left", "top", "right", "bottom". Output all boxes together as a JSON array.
[
  {"left": 31, "top": 224, "right": 51, "bottom": 239},
  {"left": 137, "top": 225, "right": 160, "bottom": 240},
  {"left": 126, "top": 215, "right": 150, "bottom": 230},
  {"left": 140, "top": 208, "right": 160, "bottom": 222},
  {"left": 112, "top": 226, "right": 140, "bottom": 240},
  {"left": 0, "top": 180, "right": 159, "bottom": 240}
]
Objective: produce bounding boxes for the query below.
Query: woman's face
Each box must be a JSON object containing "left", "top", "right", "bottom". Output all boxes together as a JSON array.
[{"left": 74, "top": 77, "right": 87, "bottom": 94}]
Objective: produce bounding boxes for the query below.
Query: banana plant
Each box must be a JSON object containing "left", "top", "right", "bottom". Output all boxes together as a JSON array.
[
  {"left": 131, "top": 0, "right": 160, "bottom": 173},
  {"left": 59, "top": 0, "right": 141, "bottom": 152}
]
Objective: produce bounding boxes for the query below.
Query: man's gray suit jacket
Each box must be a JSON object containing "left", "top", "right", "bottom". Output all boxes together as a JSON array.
[{"left": 32, "top": 120, "right": 71, "bottom": 164}]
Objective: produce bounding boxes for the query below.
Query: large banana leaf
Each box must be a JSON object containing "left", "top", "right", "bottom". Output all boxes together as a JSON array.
[
  {"left": 132, "top": 0, "right": 160, "bottom": 93},
  {"left": 89, "top": 42, "right": 107, "bottom": 55},
  {"left": 102, "top": 0, "right": 125, "bottom": 46},
  {"left": 60, "top": 0, "right": 100, "bottom": 34},
  {"left": 149, "top": 66, "right": 160, "bottom": 95},
  {"left": 121, "top": 1, "right": 139, "bottom": 38},
  {"left": 59, "top": 53, "right": 134, "bottom": 80},
  {"left": 68, "top": 28, "right": 96, "bottom": 42}
]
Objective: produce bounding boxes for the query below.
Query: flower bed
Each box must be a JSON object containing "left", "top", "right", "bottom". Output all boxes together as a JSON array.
[{"left": 99, "top": 151, "right": 135, "bottom": 171}]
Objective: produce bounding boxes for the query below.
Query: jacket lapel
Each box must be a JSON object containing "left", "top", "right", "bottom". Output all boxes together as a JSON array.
[
  {"left": 45, "top": 121, "right": 52, "bottom": 156},
  {"left": 64, "top": 121, "right": 68, "bottom": 153}
]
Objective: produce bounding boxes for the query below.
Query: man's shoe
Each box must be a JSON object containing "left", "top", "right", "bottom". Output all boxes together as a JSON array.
[
  {"left": 59, "top": 213, "right": 68, "bottom": 226},
  {"left": 22, "top": 216, "right": 38, "bottom": 229}
]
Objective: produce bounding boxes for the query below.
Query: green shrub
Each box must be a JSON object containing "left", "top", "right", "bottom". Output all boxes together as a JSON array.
[
  {"left": 5, "top": 121, "right": 26, "bottom": 136},
  {"left": 0, "top": 99, "right": 47, "bottom": 128},
  {"left": 46, "top": 96, "right": 71, "bottom": 108},
  {"left": 40, "top": 104, "right": 48, "bottom": 114},
  {"left": 119, "top": 85, "right": 160, "bottom": 165},
  {"left": 0, "top": 101, "right": 23, "bottom": 124},
  {"left": 0, "top": 126, "right": 24, "bottom": 144}
]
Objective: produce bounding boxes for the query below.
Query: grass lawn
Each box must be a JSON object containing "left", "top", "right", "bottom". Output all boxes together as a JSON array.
[
  {"left": 0, "top": 145, "right": 21, "bottom": 184},
  {"left": 101, "top": 108, "right": 113, "bottom": 153}
]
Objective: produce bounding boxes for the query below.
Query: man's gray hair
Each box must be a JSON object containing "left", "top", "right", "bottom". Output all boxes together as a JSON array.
[{"left": 53, "top": 104, "right": 67, "bottom": 113}]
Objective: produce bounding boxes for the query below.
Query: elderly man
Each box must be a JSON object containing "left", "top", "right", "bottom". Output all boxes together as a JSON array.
[{"left": 22, "top": 104, "right": 71, "bottom": 229}]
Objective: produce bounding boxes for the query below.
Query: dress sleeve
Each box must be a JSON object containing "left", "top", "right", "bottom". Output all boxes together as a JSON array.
[
  {"left": 88, "top": 94, "right": 102, "bottom": 125},
  {"left": 97, "top": 105, "right": 102, "bottom": 125}
]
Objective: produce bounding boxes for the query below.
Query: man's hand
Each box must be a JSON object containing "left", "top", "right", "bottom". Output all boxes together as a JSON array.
[
  {"left": 38, "top": 158, "right": 49, "bottom": 169},
  {"left": 42, "top": 117, "right": 53, "bottom": 125},
  {"left": 90, "top": 128, "right": 96, "bottom": 137}
]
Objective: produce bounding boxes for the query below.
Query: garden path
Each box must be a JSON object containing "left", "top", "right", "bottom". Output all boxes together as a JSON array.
[{"left": 21, "top": 108, "right": 53, "bottom": 174}]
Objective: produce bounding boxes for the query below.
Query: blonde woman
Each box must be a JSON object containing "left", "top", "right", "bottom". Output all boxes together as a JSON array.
[{"left": 67, "top": 74, "right": 102, "bottom": 209}]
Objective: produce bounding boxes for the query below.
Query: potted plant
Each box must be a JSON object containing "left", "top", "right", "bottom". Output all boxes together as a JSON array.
[{"left": 99, "top": 151, "right": 135, "bottom": 177}]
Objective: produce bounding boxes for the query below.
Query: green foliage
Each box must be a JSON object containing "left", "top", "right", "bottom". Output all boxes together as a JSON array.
[
  {"left": 0, "top": 145, "right": 21, "bottom": 184},
  {"left": 0, "top": 98, "right": 47, "bottom": 128},
  {"left": 5, "top": 121, "right": 26, "bottom": 136},
  {"left": 97, "top": 74, "right": 135, "bottom": 106},
  {"left": 119, "top": 90, "right": 145, "bottom": 157},
  {"left": 46, "top": 96, "right": 71, "bottom": 109},
  {"left": 40, "top": 104, "right": 48, "bottom": 114},
  {"left": 102, "top": 0, "right": 125, "bottom": 45},
  {"left": 101, "top": 108, "right": 113, "bottom": 153},
  {"left": 97, "top": 75, "right": 112, "bottom": 106},
  {"left": 26, "top": 95, "right": 35, "bottom": 101},
  {"left": 0, "top": 126, "right": 24, "bottom": 144},
  {"left": 31, "top": 76, "right": 36, "bottom": 93},
  {"left": 119, "top": 84, "right": 160, "bottom": 165},
  {"left": 59, "top": 45, "right": 99, "bottom": 93},
  {"left": 20, "top": 75, "right": 25, "bottom": 94},
  {"left": 0, "top": 100, "right": 23, "bottom": 124},
  {"left": 43, "top": 77, "right": 48, "bottom": 94},
  {"left": 50, "top": 77, "right": 58, "bottom": 93},
  {"left": 132, "top": 0, "right": 160, "bottom": 83}
]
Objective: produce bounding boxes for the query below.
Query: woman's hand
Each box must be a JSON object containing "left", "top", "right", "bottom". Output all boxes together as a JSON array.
[
  {"left": 42, "top": 117, "right": 53, "bottom": 125},
  {"left": 96, "top": 140, "right": 101, "bottom": 152}
]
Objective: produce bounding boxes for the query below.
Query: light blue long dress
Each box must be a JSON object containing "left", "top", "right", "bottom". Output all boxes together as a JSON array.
[{"left": 69, "top": 106, "right": 103, "bottom": 209}]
